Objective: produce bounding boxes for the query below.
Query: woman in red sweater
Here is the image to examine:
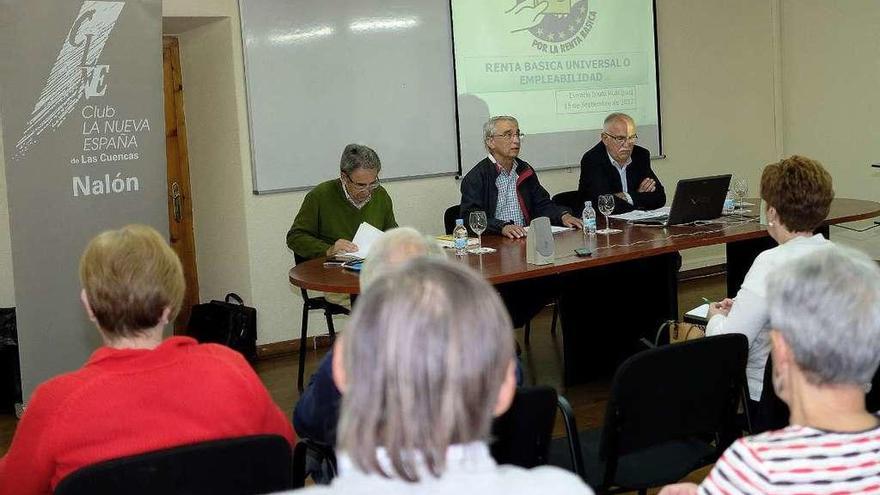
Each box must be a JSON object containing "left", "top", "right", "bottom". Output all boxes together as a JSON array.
[{"left": 0, "top": 225, "right": 294, "bottom": 495}]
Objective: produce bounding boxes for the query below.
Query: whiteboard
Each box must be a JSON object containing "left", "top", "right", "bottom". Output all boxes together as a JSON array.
[{"left": 239, "top": 0, "right": 460, "bottom": 193}]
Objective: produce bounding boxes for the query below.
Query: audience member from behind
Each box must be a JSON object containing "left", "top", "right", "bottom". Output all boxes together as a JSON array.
[
  {"left": 293, "top": 227, "right": 442, "bottom": 446},
  {"left": 661, "top": 246, "right": 880, "bottom": 495},
  {"left": 705, "top": 155, "right": 834, "bottom": 405},
  {"left": 0, "top": 225, "right": 294, "bottom": 495},
  {"left": 288, "top": 258, "right": 591, "bottom": 494}
]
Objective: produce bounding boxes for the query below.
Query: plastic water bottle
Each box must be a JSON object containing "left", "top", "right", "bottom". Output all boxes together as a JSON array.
[
  {"left": 453, "top": 218, "right": 468, "bottom": 256},
  {"left": 723, "top": 190, "right": 736, "bottom": 215},
  {"left": 582, "top": 201, "right": 597, "bottom": 235}
]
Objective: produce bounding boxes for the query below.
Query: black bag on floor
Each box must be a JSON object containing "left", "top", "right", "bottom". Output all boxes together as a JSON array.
[
  {"left": 187, "top": 293, "right": 257, "bottom": 362},
  {"left": 0, "top": 307, "right": 22, "bottom": 414}
]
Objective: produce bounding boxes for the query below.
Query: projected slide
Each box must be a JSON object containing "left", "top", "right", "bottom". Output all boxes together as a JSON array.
[{"left": 452, "top": 0, "right": 661, "bottom": 169}]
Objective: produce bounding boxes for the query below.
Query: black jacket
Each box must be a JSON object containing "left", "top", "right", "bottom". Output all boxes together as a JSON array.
[
  {"left": 460, "top": 157, "right": 570, "bottom": 234},
  {"left": 578, "top": 142, "right": 665, "bottom": 214}
]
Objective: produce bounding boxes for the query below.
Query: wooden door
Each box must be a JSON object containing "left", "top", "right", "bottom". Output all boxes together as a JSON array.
[{"left": 162, "top": 36, "right": 200, "bottom": 333}]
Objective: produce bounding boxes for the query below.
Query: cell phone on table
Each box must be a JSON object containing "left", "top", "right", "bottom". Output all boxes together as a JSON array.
[{"left": 574, "top": 247, "right": 592, "bottom": 257}]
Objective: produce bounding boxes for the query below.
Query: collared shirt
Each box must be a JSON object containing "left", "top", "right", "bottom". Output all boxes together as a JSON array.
[
  {"left": 607, "top": 152, "right": 633, "bottom": 204},
  {"left": 341, "top": 179, "right": 370, "bottom": 210},
  {"left": 285, "top": 442, "right": 593, "bottom": 495},
  {"left": 488, "top": 154, "right": 525, "bottom": 226}
]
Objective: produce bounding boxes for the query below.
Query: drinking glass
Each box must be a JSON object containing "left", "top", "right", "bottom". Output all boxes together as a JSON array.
[
  {"left": 596, "top": 194, "right": 621, "bottom": 234},
  {"left": 733, "top": 177, "right": 749, "bottom": 212},
  {"left": 468, "top": 210, "right": 490, "bottom": 254}
]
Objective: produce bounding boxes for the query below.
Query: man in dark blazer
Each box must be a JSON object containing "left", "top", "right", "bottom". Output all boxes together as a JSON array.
[{"left": 579, "top": 113, "right": 665, "bottom": 214}]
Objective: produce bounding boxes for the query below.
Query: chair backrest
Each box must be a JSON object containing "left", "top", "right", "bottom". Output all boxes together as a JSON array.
[
  {"left": 490, "top": 385, "right": 557, "bottom": 468},
  {"left": 552, "top": 190, "right": 581, "bottom": 216},
  {"left": 54, "top": 435, "right": 293, "bottom": 495},
  {"left": 444, "top": 204, "right": 461, "bottom": 235},
  {"left": 600, "top": 334, "right": 748, "bottom": 461},
  {"left": 293, "top": 253, "right": 312, "bottom": 300},
  {"left": 755, "top": 355, "right": 790, "bottom": 433},
  {"left": 758, "top": 354, "right": 880, "bottom": 432}
]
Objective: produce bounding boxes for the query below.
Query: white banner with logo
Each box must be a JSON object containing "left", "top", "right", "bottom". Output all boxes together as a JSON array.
[{"left": 0, "top": 0, "right": 166, "bottom": 401}]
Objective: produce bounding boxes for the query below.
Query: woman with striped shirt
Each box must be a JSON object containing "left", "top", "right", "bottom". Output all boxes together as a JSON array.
[{"left": 661, "top": 246, "right": 880, "bottom": 495}]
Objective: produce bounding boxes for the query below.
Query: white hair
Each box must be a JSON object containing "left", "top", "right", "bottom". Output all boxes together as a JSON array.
[{"left": 766, "top": 245, "right": 880, "bottom": 385}]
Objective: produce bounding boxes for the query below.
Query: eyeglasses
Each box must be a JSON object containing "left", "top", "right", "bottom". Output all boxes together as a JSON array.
[
  {"left": 491, "top": 131, "right": 525, "bottom": 141},
  {"left": 603, "top": 132, "right": 638, "bottom": 145},
  {"left": 343, "top": 172, "right": 380, "bottom": 191}
]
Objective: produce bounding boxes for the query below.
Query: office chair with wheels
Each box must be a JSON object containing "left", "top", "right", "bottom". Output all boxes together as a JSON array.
[
  {"left": 549, "top": 334, "right": 748, "bottom": 494},
  {"left": 54, "top": 435, "right": 293, "bottom": 495},
  {"left": 294, "top": 253, "right": 350, "bottom": 392}
]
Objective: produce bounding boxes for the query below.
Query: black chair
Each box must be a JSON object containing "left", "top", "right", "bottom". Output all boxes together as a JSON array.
[
  {"left": 491, "top": 386, "right": 584, "bottom": 478},
  {"left": 552, "top": 190, "right": 583, "bottom": 217},
  {"left": 444, "top": 204, "right": 461, "bottom": 235},
  {"left": 755, "top": 354, "right": 880, "bottom": 434},
  {"left": 294, "top": 253, "right": 350, "bottom": 392},
  {"left": 549, "top": 334, "right": 748, "bottom": 494},
  {"left": 521, "top": 192, "right": 584, "bottom": 345},
  {"left": 292, "top": 438, "right": 338, "bottom": 488},
  {"left": 54, "top": 435, "right": 293, "bottom": 495}
]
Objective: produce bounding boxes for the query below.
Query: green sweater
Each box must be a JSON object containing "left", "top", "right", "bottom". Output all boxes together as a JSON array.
[{"left": 286, "top": 179, "right": 398, "bottom": 260}]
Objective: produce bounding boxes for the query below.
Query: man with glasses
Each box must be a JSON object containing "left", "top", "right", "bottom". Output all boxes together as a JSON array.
[
  {"left": 578, "top": 113, "right": 665, "bottom": 214},
  {"left": 461, "top": 116, "right": 582, "bottom": 239},
  {"left": 287, "top": 143, "right": 397, "bottom": 260},
  {"left": 460, "top": 116, "right": 580, "bottom": 330}
]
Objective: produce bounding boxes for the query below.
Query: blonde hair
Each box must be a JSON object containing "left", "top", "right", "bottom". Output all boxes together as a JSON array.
[
  {"left": 338, "top": 258, "right": 514, "bottom": 481},
  {"left": 79, "top": 224, "right": 184, "bottom": 337}
]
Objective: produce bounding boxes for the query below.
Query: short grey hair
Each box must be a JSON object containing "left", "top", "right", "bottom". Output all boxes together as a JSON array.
[
  {"left": 766, "top": 245, "right": 880, "bottom": 386},
  {"left": 339, "top": 143, "right": 381, "bottom": 174},
  {"left": 603, "top": 112, "right": 634, "bottom": 131},
  {"left": 482, "top": 116, "right": 518, "bottom": 149},
  {"left": 360, "top": 227, "right": 443, "bottom": 290},
  {"left": 337, "top": 258, "right": 514, "bottom": 481}
]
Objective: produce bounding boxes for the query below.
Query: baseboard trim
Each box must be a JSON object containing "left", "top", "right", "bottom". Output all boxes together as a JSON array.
[
  {"left": 678, "top": 263, "right": 726, "bottom": 282},
  {"left": 257, "top": 335, "right": 334, "bottom": 359}
]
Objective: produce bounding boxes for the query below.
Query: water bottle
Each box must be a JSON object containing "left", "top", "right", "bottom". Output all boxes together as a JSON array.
[
  {"left": 582, "top": 201, "right": 597, "bottom": 235},
  {"left": 723, "top": 190, "right": 736, "bottom": 215},
  {"left": 453, "top": 218, "right": 468, "bottom": 256}
]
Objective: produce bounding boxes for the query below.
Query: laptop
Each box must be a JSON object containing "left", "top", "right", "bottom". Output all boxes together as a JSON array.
[{"left": 632, "top": 174, "right": 732, "bottom": 226}]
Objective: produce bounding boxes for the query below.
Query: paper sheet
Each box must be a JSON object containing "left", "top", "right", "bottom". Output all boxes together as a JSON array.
[
  {"left": 609, "top": 206, "right": 671, "bottom": 221},
  {"left": 523, "top": 225, "right": 574, "bottom": 234},
  {"left": 350, "top": 222, "right": 383, "bottom": 259},
  {"left": 686, "top": 303, "right": 710, "bottom": 319}
]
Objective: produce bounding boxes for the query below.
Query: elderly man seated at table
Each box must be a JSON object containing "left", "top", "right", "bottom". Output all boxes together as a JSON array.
[{"left": 660, "top": 246, "right": 880, "bottom": 495}]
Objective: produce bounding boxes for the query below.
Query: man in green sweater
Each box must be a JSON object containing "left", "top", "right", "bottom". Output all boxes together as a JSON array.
[{"left": 287, "top": 144, "right": 398, "bottom": 260}]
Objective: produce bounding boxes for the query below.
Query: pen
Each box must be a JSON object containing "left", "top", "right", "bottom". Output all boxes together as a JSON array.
[{"left": 701, "top": 297, "right": 712, "bottom": 305}]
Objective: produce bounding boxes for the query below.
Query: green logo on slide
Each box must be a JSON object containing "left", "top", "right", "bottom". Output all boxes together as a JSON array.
[{"left": 508, "top": 0, "right": 597, "bottom": 54}]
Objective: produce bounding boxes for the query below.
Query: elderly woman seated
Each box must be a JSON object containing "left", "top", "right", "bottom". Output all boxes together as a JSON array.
[
  {"left": 706, "top": 155, "right": 834, "bottom": 407},
  {"left": 286, "top": 258, "right": 591, "bottom": 494},
  {"left": 661, "top": 246, "right": 880, "bottom": 495},
  {"left": 0, "top": 225, "right": 294, "bottom": 495}
]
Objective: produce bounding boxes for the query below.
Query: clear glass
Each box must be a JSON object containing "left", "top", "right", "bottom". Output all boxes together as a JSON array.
[
  {"left": 596, "top": 194, "right": 622, "bottom": 234},
  {"left": 468, "top": 210, "right": 491, "bottom": 254},
  {"left": 733, "top": 177, "right": 749, "bottom": 212}
]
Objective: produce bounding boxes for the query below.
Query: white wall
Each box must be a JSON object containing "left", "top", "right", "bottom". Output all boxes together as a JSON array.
[{"left": 160, "top": 0, "right": 788, "bottom": 345}]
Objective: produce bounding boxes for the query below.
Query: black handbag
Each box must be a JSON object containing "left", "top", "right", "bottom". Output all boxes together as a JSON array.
[
  {"left": 0, "top": 307, "right": 22, "bottom": 413},
  {"left": 187, "top": 293, "right": 257, "bottom": 362}
]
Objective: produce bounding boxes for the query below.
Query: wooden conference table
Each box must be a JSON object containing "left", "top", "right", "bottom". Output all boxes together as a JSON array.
[{"left": 289, "top": 198, "right": 880, "bottom": 384}]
